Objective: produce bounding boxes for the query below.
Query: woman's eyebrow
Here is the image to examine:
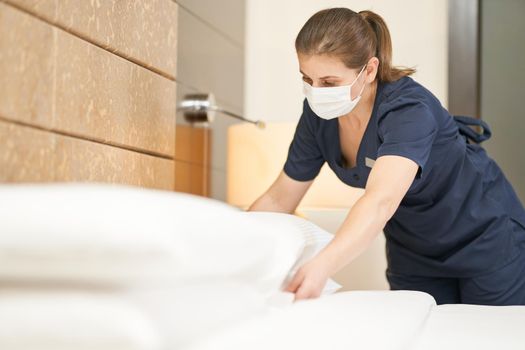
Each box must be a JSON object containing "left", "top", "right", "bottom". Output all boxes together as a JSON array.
[{"left": 299, "top": 70, "right": 339, "bottom": 79}]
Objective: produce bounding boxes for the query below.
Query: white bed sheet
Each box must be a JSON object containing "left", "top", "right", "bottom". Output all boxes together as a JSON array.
[
  {"left": 183, "top": 290, "right": 436, "bottom": 350},
  {"left": 172, "top": 290, "right": 525, "bottom": 350},
  {"left": 411, "top": 303, "right": 525, "bottom": 350}
]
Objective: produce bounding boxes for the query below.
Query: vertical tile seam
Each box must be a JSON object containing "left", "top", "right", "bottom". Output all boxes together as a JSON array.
[{"left": 51, "top": 23, "right": 58, "bottom": 181}]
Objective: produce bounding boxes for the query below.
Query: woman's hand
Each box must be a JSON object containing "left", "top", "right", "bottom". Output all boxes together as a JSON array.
[{"left": 284, "top": 255, "right": 333, "bottom": 301}]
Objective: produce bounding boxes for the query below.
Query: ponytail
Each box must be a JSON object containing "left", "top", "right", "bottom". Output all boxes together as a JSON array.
[
  {"left": 295, "top": 8, "right": 415, "bottom": 83},
  {"left": 358, "top": 10, "right": 415, "bottom": 82}
]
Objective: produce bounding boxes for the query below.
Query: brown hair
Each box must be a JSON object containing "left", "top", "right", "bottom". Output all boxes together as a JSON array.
[{"left": 295, "top": 8, "right": 415, "bottom": 83}]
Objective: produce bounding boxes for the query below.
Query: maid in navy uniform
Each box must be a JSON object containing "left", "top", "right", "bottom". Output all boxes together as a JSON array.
[{"left": 248, "top": 8, "right": 525, "bottom": 305}]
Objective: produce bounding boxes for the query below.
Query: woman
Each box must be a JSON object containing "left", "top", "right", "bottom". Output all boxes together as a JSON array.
[{"left": 248, "top": 8, "right": 525, "bottom": 305}]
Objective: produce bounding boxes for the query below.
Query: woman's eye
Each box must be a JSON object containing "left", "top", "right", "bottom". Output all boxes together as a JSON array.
[
  {"left": 302, "top": 77, "right": 312, "bottom": 84},
  {"left": 322, "top": 81, "right": 335, "bottom": 87}
]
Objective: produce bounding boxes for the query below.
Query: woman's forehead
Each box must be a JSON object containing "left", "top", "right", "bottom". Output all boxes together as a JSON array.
[{"left": 298, "top": 53, "right": 351, "bottom": 78}]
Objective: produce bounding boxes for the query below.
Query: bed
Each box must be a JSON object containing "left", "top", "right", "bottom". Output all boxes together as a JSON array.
[{"left": 0, "top": 183, "right": 523, "bottom": 350}]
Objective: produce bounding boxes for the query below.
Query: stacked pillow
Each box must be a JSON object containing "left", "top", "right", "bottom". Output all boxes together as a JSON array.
[
  {"left": 241, "top": 211, "right": 342, "bottom": 294},
  {"left": 0, "top": 182, "right": 341, "bottom": 349},
  {"left": 0, "top": 182, "right": 279, "bottom": 287},
  {"left": 0, "top": 289, "right": 161, "bottom": 350}
]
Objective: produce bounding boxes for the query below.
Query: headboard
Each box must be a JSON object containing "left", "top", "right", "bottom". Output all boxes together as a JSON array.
[{"left": 0, "top": 0, "right": 208, "bottom": 194}]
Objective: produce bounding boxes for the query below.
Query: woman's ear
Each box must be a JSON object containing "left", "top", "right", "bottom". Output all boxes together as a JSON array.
[{"left": 365, "top": 57, "right": 380, "bottom": 83}]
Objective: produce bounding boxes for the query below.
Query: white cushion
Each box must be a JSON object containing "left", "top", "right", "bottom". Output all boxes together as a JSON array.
[
  {"left": 242, "top": 211, "right": 342, "bottom": 294},
  {"left": 0, "top": 290, "right": 161, "bottom": 350},
  {"left": 186, "top": 290, "right": 436, "bottom": 350},
  {"left": 0, "top": 183, "right": 305, "bottom": 293},
  {"left": 413, "top": 304, "right": 525, "bottom": 350}
]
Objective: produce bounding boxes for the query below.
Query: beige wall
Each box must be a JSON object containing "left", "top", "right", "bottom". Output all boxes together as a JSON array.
[
  {"left": 244, "top": 0, "right": 448, "bottom": 122},
  {"left": 175, "top": 0, "right": 245, "bottom": 201}
]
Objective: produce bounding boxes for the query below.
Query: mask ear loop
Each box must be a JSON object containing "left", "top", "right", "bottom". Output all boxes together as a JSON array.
[{"left": 352, "top": 64, "right": 368, "bottom": 100}]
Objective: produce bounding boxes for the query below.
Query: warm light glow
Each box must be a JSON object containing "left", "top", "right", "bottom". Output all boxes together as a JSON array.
[{"left": 226, "top": 122, "right": 364, "bottom": 209}]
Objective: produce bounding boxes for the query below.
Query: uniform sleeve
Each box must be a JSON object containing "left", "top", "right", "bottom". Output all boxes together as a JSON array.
[
  {"left": 377, "top": 101, "right": 438, "bottom": 179},
  {"left": 283, "top": 99, "right": 325, "bottom": 181}
]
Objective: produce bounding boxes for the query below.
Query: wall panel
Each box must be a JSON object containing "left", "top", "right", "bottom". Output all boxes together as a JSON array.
[
  {"left": 0, "top": 120, "right": 174, "bottom": 190},
  {"left": 0, "top": 2, "right": 177, "bottom": 158},
  {"left": 0, "top": 2, "right": 54, "bottom": 128},
  {"left": 3, "top": 0, "right": 178, "bottom": 78},
  {"left": 54, "top": 28, "right": 177, "bottom": 157}
]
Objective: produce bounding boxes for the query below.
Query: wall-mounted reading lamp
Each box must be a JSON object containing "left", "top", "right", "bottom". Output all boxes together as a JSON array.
[{"left": 178, "top": 93, "right": 266, "bottom": 129}]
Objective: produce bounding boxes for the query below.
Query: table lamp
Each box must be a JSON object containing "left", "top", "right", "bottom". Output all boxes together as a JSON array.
[{"left": 226, "top": 122, "right": 364, "bottom": 211}]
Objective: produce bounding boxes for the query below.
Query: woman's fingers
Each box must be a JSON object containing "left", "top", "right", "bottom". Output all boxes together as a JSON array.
[
  {"left": 294, "top": 283, "right": 311, "bottom": 301},
  {"left": 294, "top": 280, "right": 321, "bottom": 301},
  {"left": 284, "top": 269, "right": 304, "bottom": 293},
  {"left": 284, "top": 260, "right": 328, "bottom": 301}
]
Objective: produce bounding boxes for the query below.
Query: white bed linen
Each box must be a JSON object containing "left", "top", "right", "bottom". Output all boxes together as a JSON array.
[
  {"left": 411, "top": 303, "right": 525, "bottom": 350},
  {"left": 3, "top": 184, "right": 524, "bottom": 350},
  {"left": 0, "top": 289, "right": 161, "bottom": 350},
  {"left": 177, "top": 289, "right": 525, "bottom": 350},
  {"left": 0, "top": 182, "right": 305, "bottom": 295},
  {"left": 241, "top": 211, "right": 343, "bottom": 294},
  {"left": 183, "top": 290, "right": 436, "bottom": 350},
  {"left": 125, "top": 281, "right": 271, "bottom": 349}
]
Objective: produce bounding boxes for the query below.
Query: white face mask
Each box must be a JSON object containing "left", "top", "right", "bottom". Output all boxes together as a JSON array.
[{"left": 302, "top": 64, "right": 367, "bottom": 120}]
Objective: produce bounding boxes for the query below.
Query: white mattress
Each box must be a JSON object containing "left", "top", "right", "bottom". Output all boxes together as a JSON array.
[
  {"left": 184, "top": 290, "right": 436, "bottom": 350},
  {"left": 411, "top": 303, "right": 525, "bottom": 350},
  {"left": 175, "top": 290, "right": 525, "bottom": 350}
]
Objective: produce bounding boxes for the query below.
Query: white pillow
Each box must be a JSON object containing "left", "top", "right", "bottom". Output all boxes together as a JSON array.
[
  {"left": 127, "top": 281, "right": 272, "bottom": 349},
  {"left": 186, "top": 290, "right": 436, "bottom": 350},
  {"left": 0, "top": 290, "right": 161, "bottom": 350},
  {"left": 242, "top": 211, "right": 342, "bottom": 294},
  {"left": 0, "top": 183, "right": 305, "bottom": 291}
]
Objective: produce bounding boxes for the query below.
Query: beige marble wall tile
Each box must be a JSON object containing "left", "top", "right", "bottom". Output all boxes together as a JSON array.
[
  {"left": 0, "top": 120, "right": 175, "bottom": 190},
  {"left": 4, "top": 0, "right": 178, "bottom": 78},
  {"left": 0, "top": 2, "right": 54, "bottom": 128},
  {"left": 54, "top": 28, "right": 177, "bottom": 157},
  {"left": 0, "top": 120, "right": 56, "bottom": 182},
  {"left": 2, "top": 0, "right": 57, "bottom": 20},
  {"left": 1, "top": 3, "right": 177, "bottom": 157},
  {"left": 54, "top": 134, "right": 175, "bottom": 190}
]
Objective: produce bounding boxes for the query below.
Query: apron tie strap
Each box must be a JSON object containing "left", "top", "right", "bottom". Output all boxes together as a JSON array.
[{"left": 453, "top": 115, "right": 492, "bottom": 144}]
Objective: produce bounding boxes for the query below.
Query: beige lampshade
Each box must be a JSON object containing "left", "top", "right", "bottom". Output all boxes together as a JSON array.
[{"left": 226, "top": 122, "right": 364, "bottom": 209}]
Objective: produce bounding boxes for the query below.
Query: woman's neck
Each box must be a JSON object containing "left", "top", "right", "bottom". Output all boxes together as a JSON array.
[{"left": 340, "top": 79, "right": 378, "bottom": 129}]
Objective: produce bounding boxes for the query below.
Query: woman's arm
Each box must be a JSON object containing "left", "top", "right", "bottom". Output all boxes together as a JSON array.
[
  {"left": 285, "top": 155, "right": 419, "bottom": 299},
  {"left": 247, "top": 170, "right": 314, "bottom": 214},
  {"left": 319, "top": 155, "right": 418, "bottom": 275}
]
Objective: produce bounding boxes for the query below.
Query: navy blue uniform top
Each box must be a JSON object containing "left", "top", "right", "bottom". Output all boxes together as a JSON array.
[{"left": 283, "top": 76, "right": 525, "bottom": 278}]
